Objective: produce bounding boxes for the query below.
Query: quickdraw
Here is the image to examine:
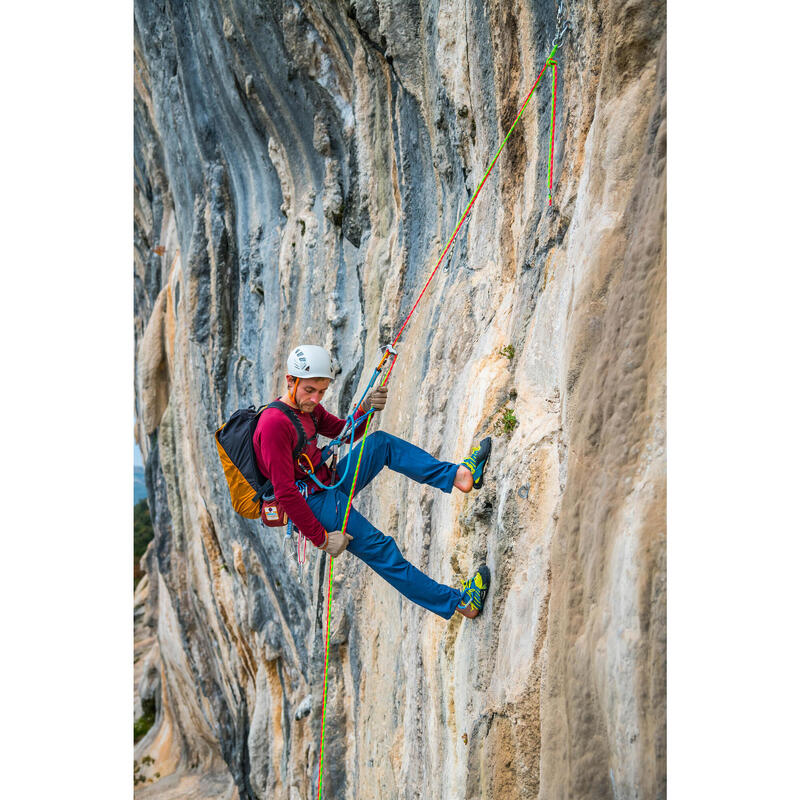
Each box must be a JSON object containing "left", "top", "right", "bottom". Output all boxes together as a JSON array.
[
  {"left": 315, "top": 36, "right": 568, "bottom": 799},
  {"left": 283, "top": 481, "right": 310, "bottom": 577}
]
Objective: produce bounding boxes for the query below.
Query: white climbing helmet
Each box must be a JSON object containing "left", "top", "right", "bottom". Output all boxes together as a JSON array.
[{"left": 286, "top": 345, "right": 334, "bottom": 379}]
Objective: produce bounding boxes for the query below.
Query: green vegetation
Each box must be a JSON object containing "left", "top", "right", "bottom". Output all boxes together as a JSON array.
[
  {"left": 499, "top": 344, "right": 515, "bottom": 360},
  {"left": 134, "top": 500, "right": 154, "bottom": 560},
  {"left": 500, "top": 407, "right": 518, "bottom": 436},
  {"left": 134, "top": 499, "right": 154, "bottom": 588},
  {"left": 134, "top": 698, "right": 156, "bottom": 743}
]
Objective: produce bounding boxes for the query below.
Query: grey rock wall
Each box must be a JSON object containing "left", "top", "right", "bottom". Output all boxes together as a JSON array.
[{"left": 133, "top": 1, "right": 666, "bottom": 798}]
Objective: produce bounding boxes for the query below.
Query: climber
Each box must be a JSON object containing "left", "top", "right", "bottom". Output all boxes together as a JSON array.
[{"left": 253, "top": 344, "right": 492, "bottom": 619}]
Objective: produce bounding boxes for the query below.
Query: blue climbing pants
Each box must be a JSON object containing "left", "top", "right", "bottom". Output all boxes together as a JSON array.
[{"left": 306, "top": 430, "right": 463, "bottom": 619}]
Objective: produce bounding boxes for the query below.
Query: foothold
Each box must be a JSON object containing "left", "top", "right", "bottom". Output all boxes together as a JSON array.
[
  {"left": 517, "top": 485, "right": 529, "bottom": 499},
  {"left": 462, "top": 733, "right": 468, "bottom": 745}
]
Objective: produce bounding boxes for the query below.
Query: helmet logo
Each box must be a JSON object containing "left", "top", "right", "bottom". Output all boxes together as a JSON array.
[{"left": 294, "top": 348, "right": 310, "bottom": 372}]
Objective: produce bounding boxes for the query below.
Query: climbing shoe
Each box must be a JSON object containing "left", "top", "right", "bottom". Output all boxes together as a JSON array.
[
  {"left": 456, "top": 565, "right": 491, "bottom": 619},
  {"left": 461, "top": 437, "right": 492, "bottom": 489}
]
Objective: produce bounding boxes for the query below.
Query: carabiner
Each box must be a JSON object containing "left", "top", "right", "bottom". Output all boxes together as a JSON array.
[
  {"left": 283, "top": 521, "right": 294, "bottom": 556},
  {"left": 298, "top": 452, "right": 315, "bottom": 475},
  {"left": 552, "top": 21, "right": 569, "bottom": 49}
]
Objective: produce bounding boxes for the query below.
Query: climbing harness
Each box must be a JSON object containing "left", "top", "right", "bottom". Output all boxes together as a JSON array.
[{"left": 315, "top": 34, "right": 568, "bottom": 797}]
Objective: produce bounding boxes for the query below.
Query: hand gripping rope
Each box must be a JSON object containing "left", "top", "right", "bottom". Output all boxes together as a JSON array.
[{"left": 315, "top": 39, "right": 566, "bottom": 799}]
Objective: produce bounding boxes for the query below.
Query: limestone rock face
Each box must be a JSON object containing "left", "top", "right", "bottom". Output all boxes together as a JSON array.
[{"left": 133, "top": 1, "right": 666, "bottom": 798}]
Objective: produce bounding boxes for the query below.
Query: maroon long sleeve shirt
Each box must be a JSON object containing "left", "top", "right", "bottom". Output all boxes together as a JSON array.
[{"left": 253, "top": 400, "right": 367, "bottom": 547}]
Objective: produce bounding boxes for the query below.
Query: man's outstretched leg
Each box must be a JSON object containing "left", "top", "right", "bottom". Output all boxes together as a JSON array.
[
  {"left": 335, "top": 430, "right": 492, "bottom": 498},
  {"left": 307, "top": 488, "right": 464, "bottom": 618}
]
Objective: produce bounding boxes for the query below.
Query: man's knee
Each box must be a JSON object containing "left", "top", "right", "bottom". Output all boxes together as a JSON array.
[
  {"left": 351, "top": 526, "right": 401, "bottom": 562},
  {"left": 370, "top": 429, "right": 390, "bottom": 446},
  {"left": 371, "top": 429, "right": 404, "bottom": 454},
  {"left": 366, "top": 429, "right": 391, "bottom": 460}
]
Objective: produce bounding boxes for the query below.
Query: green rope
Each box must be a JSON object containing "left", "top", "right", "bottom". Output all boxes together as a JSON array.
[{"left": 316, "top": 42, "right": 562, "bottom": 798}]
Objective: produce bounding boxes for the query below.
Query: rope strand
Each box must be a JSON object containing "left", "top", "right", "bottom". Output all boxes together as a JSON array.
[
  {"left": 391, "top": 45, "right": 557, "bottom": 349},
  {"left": 316, "top": 43, "right": 561, "bottom": 797},
  {"left": 547, "top": 58, "right": 558, "bottom": 205}
]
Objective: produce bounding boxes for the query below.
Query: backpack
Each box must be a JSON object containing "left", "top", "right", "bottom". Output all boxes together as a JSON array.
[{"left": 214, "top": 400, "right": 318, "bottom": 520}]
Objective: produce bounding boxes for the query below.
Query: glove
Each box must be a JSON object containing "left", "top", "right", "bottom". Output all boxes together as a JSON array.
[
  {"left": 361, "top": 385, "right": 389, "bottom": 413},
  {"left": 322, "top": 530, "right": 353, "bottom": 557}
]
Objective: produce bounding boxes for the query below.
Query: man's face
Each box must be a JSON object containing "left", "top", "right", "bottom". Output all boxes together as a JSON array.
[{"left": 289, "top": 376, "right": 331, "bottom": 412}]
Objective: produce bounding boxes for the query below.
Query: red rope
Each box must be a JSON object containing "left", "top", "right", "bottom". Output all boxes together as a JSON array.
[
  {"left": 316, "top": 45, "right": 559, "bottom": 798},
  {"left": 390, "top": 55, "right": 553, "bottom": 352}
]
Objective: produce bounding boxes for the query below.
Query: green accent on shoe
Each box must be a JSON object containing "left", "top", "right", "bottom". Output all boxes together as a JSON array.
[
  {"left": 461, "top": 437, "right": 492, "bottom": 489},
  {"left": 457, "top": 565, "right": 491, "bottom": 615}
]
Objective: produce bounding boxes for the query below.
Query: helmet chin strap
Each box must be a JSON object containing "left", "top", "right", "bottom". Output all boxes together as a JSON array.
[{"left": 290, "top": 377, "right": 299, "bottom": 407}]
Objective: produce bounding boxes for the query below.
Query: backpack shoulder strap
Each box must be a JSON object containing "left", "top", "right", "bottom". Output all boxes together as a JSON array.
[
  {"left": 309, "top": 405, "right": 322, "bottom": 436},
  {"left": 267, "top": 400, "right": 308, "bottom": 461}
]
